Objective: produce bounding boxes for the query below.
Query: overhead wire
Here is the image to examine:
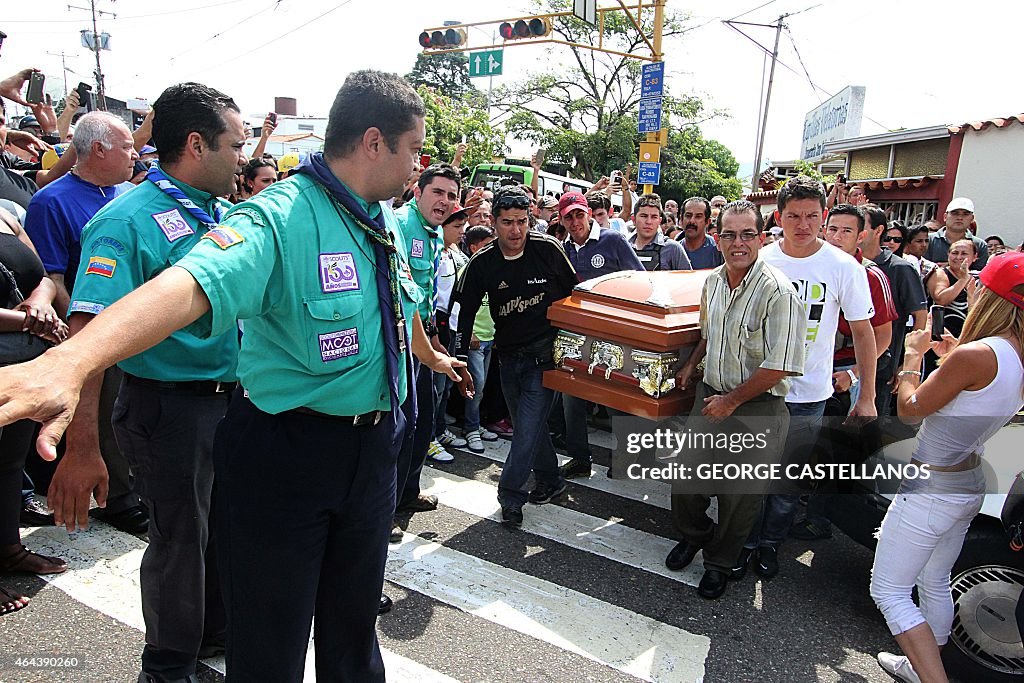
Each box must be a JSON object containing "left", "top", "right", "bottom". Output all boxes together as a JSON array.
[{"left": 3, "top": 0, "right": 251, "bottom": 23}]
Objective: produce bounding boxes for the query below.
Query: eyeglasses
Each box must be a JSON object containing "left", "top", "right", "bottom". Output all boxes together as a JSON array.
[
  {"left": 718, "top": 231, "right": 760, "bottom": 243},
  {"left": 882, "top": 236, "right": 904, "bottom": 244},
  {"left": 492, "top": 195, "right": 531, "bottom": 211}
]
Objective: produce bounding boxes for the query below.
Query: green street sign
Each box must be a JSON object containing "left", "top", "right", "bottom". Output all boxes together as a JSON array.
[{"left": 469, "top": 49, "right": 503, "bottom": 78}]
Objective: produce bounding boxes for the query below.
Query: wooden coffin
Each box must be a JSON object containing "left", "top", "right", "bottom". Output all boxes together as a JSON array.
[{"left": 543, "top": 269, "right": 711, "bottom": 419}]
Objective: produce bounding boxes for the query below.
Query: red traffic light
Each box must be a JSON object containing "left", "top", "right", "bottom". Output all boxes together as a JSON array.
[
  {"left": 499, "top": 22, "right": 514, "bottom": 40},
  {"left": 419, "top": 26, "right": 466, "bottom": 49},
  {"left": 498, "top": 17, "right": 552, "bottom": 41},
  {"left": 418, "top": 31, "right": 431, "bottom": 48}
]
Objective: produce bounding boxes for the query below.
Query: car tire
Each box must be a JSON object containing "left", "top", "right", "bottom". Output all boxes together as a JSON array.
[{"left": 944, "top": 520, "right": 1024, "bottom": 681}]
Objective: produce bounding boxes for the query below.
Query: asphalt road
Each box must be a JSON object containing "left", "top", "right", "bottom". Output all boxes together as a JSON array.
[{"left": 0, "top": 426, "right": 996, "bottom": 683}]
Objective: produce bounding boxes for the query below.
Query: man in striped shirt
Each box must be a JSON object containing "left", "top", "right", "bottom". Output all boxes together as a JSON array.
[{"left": 665, "top": 200, "right": 806, "bottom": 599}]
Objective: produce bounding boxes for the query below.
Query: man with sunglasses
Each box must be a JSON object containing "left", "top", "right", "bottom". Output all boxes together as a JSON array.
[
  {"left": 667, "top": 200, "right": 805, "bottom": 599},
  {"left": 452, "top": 185, "right": 578, "bottom": 527}
]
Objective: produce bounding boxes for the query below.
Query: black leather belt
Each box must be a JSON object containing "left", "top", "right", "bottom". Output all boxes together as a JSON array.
[
  {"left": 125, "top": 373, "right": 236, "bottom": 395},
  {"left": 290, "top": 406, "right": 384, "bottom": 426}
]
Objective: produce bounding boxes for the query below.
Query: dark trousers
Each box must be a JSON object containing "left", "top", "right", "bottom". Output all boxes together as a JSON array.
[
  {"left": 213, "top": 394, "right": 403, "bottom": 683},
  {"left": 100, "top": 366, "right": 139, "bottom": 512},
  {"left": 671, "top": 383, "right": 789, "bottom": 572},
  {"left": 396, "top": 361, "right": 434, "bottom": 509},
  {"left": 0, "top": 420, "right": 35, "bottom": 545},
  {"left": 112, "top": 380, "right": 228, "bottom": 680}
]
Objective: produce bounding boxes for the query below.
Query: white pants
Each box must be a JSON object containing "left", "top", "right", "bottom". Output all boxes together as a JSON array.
[{"left": 869, "top": 469, "right": 985, "bottom": 644}]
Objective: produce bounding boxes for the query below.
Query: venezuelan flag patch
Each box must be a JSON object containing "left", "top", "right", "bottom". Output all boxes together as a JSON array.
[
  {"left": 202, "top": 226, "right": 245, "bottom": 250},
  {"left": 85, "top": 256, "right": 117, "bottom": 278}
]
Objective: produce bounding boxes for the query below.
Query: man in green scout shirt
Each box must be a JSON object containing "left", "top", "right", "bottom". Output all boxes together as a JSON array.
[
  {"left": 0, "top": 71, "right": 463, "bottom": 682},
  {"left": 51, "top": 82, "right": 245, "bottom": 683},
  {"left": 393, "top": 163, "right": 462, "bottom": 521}
]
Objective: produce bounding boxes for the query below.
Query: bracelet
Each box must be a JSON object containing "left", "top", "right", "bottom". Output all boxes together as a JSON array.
[
  {"left": 846, "top": 369, "right": 858, "bottom": 385},
  {"left": 897, "top": 370, "right": 922, "bottom": 380}
]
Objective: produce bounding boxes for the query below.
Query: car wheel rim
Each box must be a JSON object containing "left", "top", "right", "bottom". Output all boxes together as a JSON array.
[{"left": 950, "top": 564, "right": 1024, "bottom": 674}]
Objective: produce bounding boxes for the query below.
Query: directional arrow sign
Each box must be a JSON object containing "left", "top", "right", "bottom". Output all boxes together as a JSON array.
[{"left": 469, "top": 49, "right": 504, "bottom": 78}]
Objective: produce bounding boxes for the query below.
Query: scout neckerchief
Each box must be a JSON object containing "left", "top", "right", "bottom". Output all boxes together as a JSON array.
[
  {"left": 294, "top": 153, "right": 406, "bottom": 364},
  {"left": 146, "top": 165, "right": 224, "bottom": 227}
]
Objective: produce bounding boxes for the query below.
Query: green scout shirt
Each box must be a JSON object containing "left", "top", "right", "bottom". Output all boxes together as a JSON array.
[
  {"left": 69, "top": 169, "right": 239, "bottom": 382},
  {"left": 394, "top": 198, "right": 442, "bottom": 322},
  {"left": 176, "top": 172, "right": 423, "bottom": 416}
]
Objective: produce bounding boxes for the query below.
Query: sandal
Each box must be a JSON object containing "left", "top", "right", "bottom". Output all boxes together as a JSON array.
[
  {"left": 0, "top": 545, "right": 67, "bottom": 575},
  {"left": 0, "top": 584, "right": 29, "bottom": 615}
]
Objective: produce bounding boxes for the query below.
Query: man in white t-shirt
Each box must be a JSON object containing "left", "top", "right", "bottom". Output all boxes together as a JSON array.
[{"left": 735, "top": 175, "right": 877, "bottom": 581}]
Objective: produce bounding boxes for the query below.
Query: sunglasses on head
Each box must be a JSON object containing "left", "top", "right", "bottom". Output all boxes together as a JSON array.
[{"left": 493, "top": 195, "right": 531, "bottom": 210}]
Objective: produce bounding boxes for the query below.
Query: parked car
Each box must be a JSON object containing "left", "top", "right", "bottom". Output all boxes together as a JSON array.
[{"left": 829, "top": 419, "right": 1024, "bottom": 680}]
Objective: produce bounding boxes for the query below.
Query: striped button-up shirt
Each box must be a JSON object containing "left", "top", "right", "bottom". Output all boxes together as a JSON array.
[{"left": 700, "top": 259, "right": 806, "bottom": 397}]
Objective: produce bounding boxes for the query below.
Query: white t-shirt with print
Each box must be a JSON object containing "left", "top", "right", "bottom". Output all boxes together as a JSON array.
[{"left": 761, "top": 240, "right": 874, "bottom": 403}]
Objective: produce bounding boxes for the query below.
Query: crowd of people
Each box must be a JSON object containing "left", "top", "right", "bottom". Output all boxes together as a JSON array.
[{"left": 0, "top": 62, "right": 1022, "bottom": 683}]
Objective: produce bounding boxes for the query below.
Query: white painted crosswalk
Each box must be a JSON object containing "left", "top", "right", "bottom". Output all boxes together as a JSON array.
[{"left": 17, "top": 433, "right": 715, "bottom": 682}]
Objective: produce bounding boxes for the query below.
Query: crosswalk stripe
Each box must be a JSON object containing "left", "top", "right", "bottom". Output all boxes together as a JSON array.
[
  {"left": 420, "top": 465, "right": 702, "bottom": 587},
  {"left": 19, "top": 524, "right": 460, "bottom": 683},
  {"left": 387, "top": 533, "right": 710, "bottom": 682},
  {"left": 468, "top": 434, "right": 672, "bottom": 509}
]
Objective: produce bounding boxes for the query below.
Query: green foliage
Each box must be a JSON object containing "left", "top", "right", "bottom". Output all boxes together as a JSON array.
[
  {"left": 491, "top": 0, "right": 740, "bottom": 194},
  {"left": 792, "top": 159, "right": 836, "bottom": 184},
  {"left": 406, "top": 52, "right": 483, "bottom": 106},
  {"left": 417, "top": 85, "right": 506, "bottom": 169}
]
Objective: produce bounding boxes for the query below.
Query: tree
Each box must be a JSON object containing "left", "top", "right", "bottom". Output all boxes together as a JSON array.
[
  {"left": 492, "top": 0, "right": 728, "bottom": 183},
  {"left": 406, "top": 52, "right": 483, "bottom": 105},
  {"left": 658, "top": 127, "right": 743, "bottom": 202},
  {"left": 417, "top": 85, "right": 506, "bottom": 171}
]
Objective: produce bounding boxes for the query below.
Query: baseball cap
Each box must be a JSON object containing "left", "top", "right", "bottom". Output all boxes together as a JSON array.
[
  {"left": 139, "top": 144, "right": 157, "bottom": 155},
  {"left": 443, "top": 205, "right": 470, "bottom": 225},
  {"left": 980, "top": 251, "right": 1024, "bottom": 310},
  {"left": 946, "top": 197, "right": 975, "bottom": 213},
  {"left": 539, "top": 195, "right": 558, "bottom": 210},
  {"left": 277, "top": 153, "right": 301, "bottom": 175},
  {"left": 558, "top": 191, "right": 589, "bottom": 218},
  {"left": 18, "top": 115, "right": 39, "bottom": 130}
]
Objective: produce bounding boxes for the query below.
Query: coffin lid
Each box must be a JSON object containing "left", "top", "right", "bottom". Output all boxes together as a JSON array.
[{"left": 572, "top": 269, "right": 708, "bottom": 314}]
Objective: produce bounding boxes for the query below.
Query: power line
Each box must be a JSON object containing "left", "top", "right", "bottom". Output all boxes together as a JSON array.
[
  {"left": 3, "top": 0, "right": 251, "bottom": 23},
  {"left": 783, "top": 26, "right": 821, "bottom": 103}
]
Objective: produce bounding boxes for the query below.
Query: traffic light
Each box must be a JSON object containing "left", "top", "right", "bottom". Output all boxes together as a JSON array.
[
  {"left": 418, "top": 27, "right": 467, "bottom": 50},
  {"left": 498, "top": 17, "right": 552, "bottom": 41}
]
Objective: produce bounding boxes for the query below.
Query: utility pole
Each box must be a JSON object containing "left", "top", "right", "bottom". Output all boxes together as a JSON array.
[
  {"left": 642, "top": 0, "right": 665, "bottom": 196},
  {"left": 723, "top": 14, "right": 792, "bottom": 191},
  {"left": 69, "top": 0, "right": 115, "bottom": 110},
  {"left": 46, "top": 51, "right": 72, "bottom": 95}
]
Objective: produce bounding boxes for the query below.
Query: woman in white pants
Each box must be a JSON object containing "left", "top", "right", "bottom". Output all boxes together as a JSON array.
[{"left": 870, "top": 252, "right": 1024, "bottom": 683}]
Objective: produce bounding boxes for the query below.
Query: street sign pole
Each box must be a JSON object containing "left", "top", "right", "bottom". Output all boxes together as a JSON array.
[{"left": 640, "top": 0, "right": 665, "bottom": 195}]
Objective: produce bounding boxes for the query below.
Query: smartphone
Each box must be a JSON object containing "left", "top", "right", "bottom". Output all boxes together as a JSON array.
[
  {"left": 535, "top": 147, "right": 545, "bottom": 167},
  {"left": 268, "top": 111, "right": 278, "bottom": 125},
  {"left": 420, "top": 154, "right": 431, "bottom": 169},
  {"left": 930, "top": 305, "right": 945, "bottom": 342},
  {"left": 76, "top": 82, "right": 94, "bottom": 112},
  {"left": 26, "top": 72, "right": 45, "bottom": 105},
  {"left": 837, "top": 172, "right": 846, "bottom": 184}
]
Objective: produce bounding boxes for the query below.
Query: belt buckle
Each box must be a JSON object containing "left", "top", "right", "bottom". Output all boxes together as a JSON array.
[
  {"left": 214, "top": 382, "right": 228, "bottom": 394},
  {"left": 353, "top": 411, "right": 374, "bottom": 427}
]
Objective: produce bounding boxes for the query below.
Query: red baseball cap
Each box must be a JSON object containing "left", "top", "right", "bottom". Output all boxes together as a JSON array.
[
  {"left": 980, "top": 251, "right": 1024, "bottom": 309},
  {"left": 558, "top": 191, "right": 589, "bottom": 218}
]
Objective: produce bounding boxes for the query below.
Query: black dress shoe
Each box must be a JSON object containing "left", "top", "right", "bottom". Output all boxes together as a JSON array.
[
  {"left": 755, "top": 545, "right": 779, "bottom": 579},
  {"left": 90, "top": 505, "right": 149, "bottom": 534},
  {"left": 396, "top": 494, "right": 438, "bottom": 514},
  {"left": 20, "top": 497, "right": 54, "bottom": 526},
  {"left": 665, "top": 541, "right": 701, "bottom": 571},
  {"left": 730, "top": 547, "right": 754, "bottom": 581},
  {"left": 697, "top": 569, "right": 729, "bottom": 599},
  {"left": 378, "top": 594, "right": 393, "bottom": 615}
]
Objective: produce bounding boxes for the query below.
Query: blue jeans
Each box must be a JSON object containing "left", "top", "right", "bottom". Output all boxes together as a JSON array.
[
  {"left": 497, "top": 351, "right": 563, "bottom": 508},
  {"left": 563, "top": 394, "right": 593, "bottom": 463},
  {"left": 464, "top": 341, "right": 493, "bottom": 433},
  {"left": 745, "top": 400, "right": 826, "bottom": 549}
]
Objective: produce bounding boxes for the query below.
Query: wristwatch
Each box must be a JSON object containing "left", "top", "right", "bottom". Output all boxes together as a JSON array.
[{"left": 846, "top": 369, "right": 859, "bottom": 386}]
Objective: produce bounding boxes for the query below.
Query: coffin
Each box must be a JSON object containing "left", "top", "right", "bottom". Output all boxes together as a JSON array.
[{"left": 543, "top": 269, "right": 712, "bottom": 418}]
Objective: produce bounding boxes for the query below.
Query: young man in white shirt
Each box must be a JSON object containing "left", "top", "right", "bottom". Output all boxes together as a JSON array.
[{"left": 736, "top": 175, "right": 877, "bottom": 580}]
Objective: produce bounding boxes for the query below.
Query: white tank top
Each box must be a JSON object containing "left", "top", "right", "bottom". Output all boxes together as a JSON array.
[{"left": 914, "top": 336, "right": 1024, "bottom": 466}]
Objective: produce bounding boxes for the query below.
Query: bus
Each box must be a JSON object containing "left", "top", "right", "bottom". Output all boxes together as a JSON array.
[{"left": 468, "top": 163, "right": 591, "bottom": 198}]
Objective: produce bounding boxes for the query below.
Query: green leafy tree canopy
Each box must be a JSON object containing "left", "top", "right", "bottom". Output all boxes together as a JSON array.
[{"left": 417, "top": 85, "right": 507, "bottom": 170}]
